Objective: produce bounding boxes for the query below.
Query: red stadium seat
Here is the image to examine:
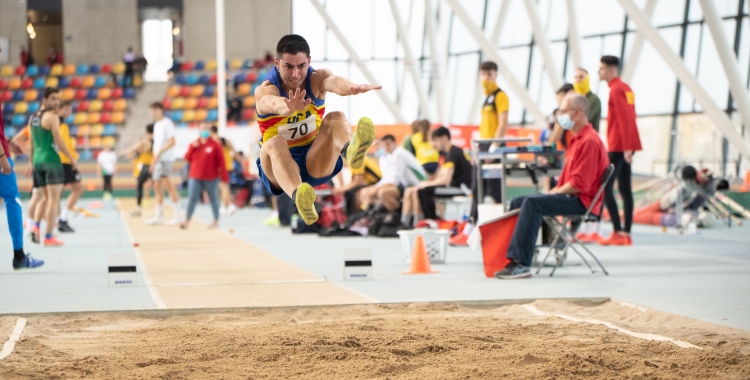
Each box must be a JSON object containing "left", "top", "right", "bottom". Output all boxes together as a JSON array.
[
  {"left": 162, "top": 98, "right": 172, "bottom": 109},
  {"left": 100, "top": 112, "right": 112, "bottom": 123},
  {"left": 196, "top": 97, "right": 208, "bottom": 109},
  {"left": 181, "top": 61, "right": 194, "bottom": 71},
  {"left": 0, "top": 79, "right": 7, "bottom": 90},
  {"left": 77, "top": 101, "right": 89, "bottom": 112},
  {"left": 100, "top": 64, "right": 113, "bottom": 74},
  {"left": 179, "top": 86, "right": 191, "bottom": 97},
  {"left": 1, "top": 91, "right": 12, "bottom": 102},
  {"left": 69, "top": 77, "right": 82, "bottom": 88},
  {"left": 14, "top": 66, "right": 26, "bottom": 76},
  {"left": 209, "top": 74, "right": 218, "bottom": 85},
  {"left": 241, "top": 108, "right": 255, "bottom": 120},
  {"left": 74, "top": 89, "right": 87, "bottom": 100},
  {"left": 102, "top": 99, "right": 114, "bottom": 111},
  {"left": 20, "top": 78, "right": 34, "bottom": 89},
  {"left": 246, "top": 71, "right": 258, "bottom": 83},
  {"left": 111, "top": 87, "right": 123, "bottom": 98}
]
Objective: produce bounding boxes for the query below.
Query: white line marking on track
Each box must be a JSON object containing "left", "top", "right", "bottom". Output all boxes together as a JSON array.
[
  {"left": 523, "top": 305, "right": 702, "bottom": 349},
  {"left": 0, "top": 318, "right": 27, "bottom": 360},
  {"left": 116, "top": 200, "right": 166, "bottom": 309}
]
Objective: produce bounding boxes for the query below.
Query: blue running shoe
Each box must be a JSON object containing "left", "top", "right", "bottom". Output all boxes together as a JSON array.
[
  {"left": 494, "top": 261, "right": 531, "bottom": 279},
  {"left": 13, "top": 254, "right": 45, "bottom": 270}
]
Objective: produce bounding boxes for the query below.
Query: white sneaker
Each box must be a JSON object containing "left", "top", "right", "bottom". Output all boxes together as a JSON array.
[
  {"left": 220, "top": 206, "right": 227, "bottom": 216},
  {"left": 166, "top": 217, "right": 182, "bottom": 225},
  {"left": 227, "top": 204, "right": 237, "bottom": 216},
  {"left": 144, "top": 216, "right": 162, "bottom": 225}
]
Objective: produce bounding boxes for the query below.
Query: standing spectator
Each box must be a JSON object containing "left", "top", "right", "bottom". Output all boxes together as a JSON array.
[
  {"left": 598, "top": 55, "right": 642, "bottom": 246},
  {"left": 97, "top": 146, "right": 117, "bottom": 200},
  {"left": 227, "top": 97, "right": 242, "bottom": 121},
  {"left": 123, "top": 47, "right": 136, "bottom": 88},
  {"left": 403, "top": 119, "right": 439, "bottom": 176},
  {"left": 147, "top": 102, "right": 182, "bottom": 225},
  {"left": 46, "top": 45, "right": 63, "bottom": 66},
  {"left": 573, "top": 68, "right": 602, "bottom": 131},
  {"left": 20, "top": 46, "right": 34, "bottom": 68},
  {"left": 181, "top": 124, "right": 228, "bottom": 229}
]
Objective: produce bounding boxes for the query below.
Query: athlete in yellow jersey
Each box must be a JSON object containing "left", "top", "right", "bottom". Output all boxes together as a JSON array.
[
  {"left": 255, "top": 34, "right": 380, "bottom": 225},
  {"left": 120, "top": 124, "right": 154, "bottom": 216},
  {"left": 209, "top": 124, "right": 237, "bottom": 216},
  {"left": 55, "top": 101, "right": 84, "bottom": 233}
]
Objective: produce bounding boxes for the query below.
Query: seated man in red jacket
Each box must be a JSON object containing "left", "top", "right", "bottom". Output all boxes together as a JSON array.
[
  {"left": 495, "top": 94, "right": 609, "bottom": 279},
  {"left": 181, "top": 124, "right": 228, "bottom": 229}
]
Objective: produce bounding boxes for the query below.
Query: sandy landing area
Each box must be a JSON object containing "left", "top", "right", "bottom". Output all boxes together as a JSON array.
[{"left": 1, "top": 299, "right": 748, "bottom": 379}]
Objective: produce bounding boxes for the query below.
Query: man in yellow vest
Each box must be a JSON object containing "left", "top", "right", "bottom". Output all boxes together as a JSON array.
[
  {"left": 56, "top": 101, "right": 83, "bottom": 233},
  {"left": 450, "top": 61, "right": 509, "bottom": 246}
]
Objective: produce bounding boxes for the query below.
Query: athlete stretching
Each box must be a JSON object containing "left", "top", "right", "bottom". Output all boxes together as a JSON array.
[{"left": 255, "top": 34, "right": 379, "bottom": 225}]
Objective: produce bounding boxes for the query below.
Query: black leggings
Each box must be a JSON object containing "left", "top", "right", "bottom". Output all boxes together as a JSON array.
[
  {"left": 103, "top": 175, "right": 113, "bottom": 194},
  {"left": 136, "top": 165, "right": 150, "bottom": 206},
  {"left": 603, "top": 152, "right": 634, "bottom": 233}
]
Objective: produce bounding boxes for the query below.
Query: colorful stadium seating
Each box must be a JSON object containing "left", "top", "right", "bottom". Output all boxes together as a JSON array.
[
  {"left": 50, "top": 64, "right": 64, "bottom": 76},
  {"left": 1, "top": 65, "right": 14, "bottom": 77},
  {"left": 24, "top": 90, "right": 38, "bottom": 102},
  {"left": 64, "top": 64, "right": 76, "bottom": 76},
  {"left": 26, "top": 65, "right": 39, "bottom": 77}
]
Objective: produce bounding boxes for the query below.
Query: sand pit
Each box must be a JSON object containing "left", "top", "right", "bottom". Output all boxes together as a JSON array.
[{"left": 1, "top": 299, "right": 749, "bottom": 379}]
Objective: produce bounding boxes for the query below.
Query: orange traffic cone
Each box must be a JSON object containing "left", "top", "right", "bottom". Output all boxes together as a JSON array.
[{"left": 403, "top": 235, "right": 437, "bottom": 274}]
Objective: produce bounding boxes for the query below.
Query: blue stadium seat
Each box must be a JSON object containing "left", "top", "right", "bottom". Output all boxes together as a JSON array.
[
  {"left": 33, "top": 77, "right": 46, "bottom": 89},
  {"left": 117, "top": 77, "right": 125, "bottom": 87},
  {"left": 80, "top": 150, "right": 93, "bottom": 160},
  {"left": 185, "top": 74, "right": 199, "bottom": 85},
  {"left": 12, "top": 114, "right": 27, "bottom": 126},
  {"left": 2, "top": 114, "right": 12, "bottom": 126},
  {"left": 243, "top": 60, "right": 253, "bottom": 69},
  {"left": 2, "top": 102, "right": 14, "bottom": 113},
  {"left": 64, "top": 113, "right": 75, "bottom": 124},
  {"left": 175, "top": 75, "right": 186, "bottom": 85},
  {"left": 76, "top": 64, "right": 89, "bottom": 75},
  {"left": 94, "top": 76, "right": 107, "bottom": 88},
  {"left": 103, "top": 123, "right": 117, "bottom": 135},
  {"left": 203, "top": 86, "right": 215, "bottom": 97},
  {"left": 199, "top": 75, "right": 210, "bottom": 85},
  {"left": 58, "top": 76, "right": 71, "bottom": 88},
  {"left": 87, "top": 89, "right": 99, "bottom": 99},
  {"left": 123, "top": 87, "right": 135, "bottom": 99},
  {"left": 4, "top": 126, "right": 16, "bottom": 138},
  {"left": 69, "top": 126, "right": 78, "bottom": 136},
  {"left": 12, "top": 91, "right": 24, "bottom": 101},
  {"left": 26, "top": 65, "right": 39, "bottom": 77},
  {"left": 39, "top": 65, "right": 50, "bottom": 76},
  {"left": 194, "top": 61, "right": 205, "bottom": 71},
  {"left": 170, "top": 110, "right": 183, "bottom": 122},
  {"left": 27, "top": 102, "right": 40, "bottom": 113},
  {"left": 89, "top": 64, "right": 100, "bottom": 74},
  {"left": 233, "top": 73, "right": 246, "bottom": 83},
  {"left": 206, "top": 109, "right": 218, "bottom": 122}
]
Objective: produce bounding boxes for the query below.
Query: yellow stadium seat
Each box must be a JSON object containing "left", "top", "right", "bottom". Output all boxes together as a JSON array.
[
  {"left": 61, "top": 88, "right": 75, "bottom": 101},
  {"left": 82, "top": 76, "right": 95, "bottom": 88},
  {"left": 113, "top": 99, "right": 127, "bottom": 111},
  {"left": 77, "top": 124, "right": 90, "bottom": 136},
  {"left": 230, "top": 59, "right": 242, "bottom": 70},
  {"left": 191, "top": 85, "right": 204, "bottom": 97},
  {"left": 89, "top": 100, "right": 103, "bottom": 112},
  {"left": 50, "top": 64, "right": 64, "bottom": 76},
  {"left": 133, "top": 75, "right": 143, "bottom": 87},
  {"left": 171, "top": 97, "right": 185, "bottom": 110},
  {"left": 63, "top": 64, "right": 76, "bottom": 76},
  {"left": 102, "top": 136, "right": 115, "bottom": 147},
  {"left": 112, "top": 63, "right": 125, "bottom": 74},
  {"left": 195, "top": 109, "right": 208, "bottom": 122},
  {"left": 87, "top": 113, "right": 101, "bottom": 124},
  {"left": 24, "top": 90, "right": 38, "bottom": 102},
  {"left": 111, "top": 112, "right": 125, "bottom": 124},
  {"left": 236, "top": 83, "right": 251, "bottom": 96},
  {"left": 243, "top": 96, "right": 256, "bottom": 108},
  {"left": 0, "top": 65, "right": 13, "bottom": 77},
  {"left": 182, "top": 110, "right": 195, "bottom": 122},
  {"left": 207, "top": 97, "right": 218, "bottom": 109},
  {"left": 90, "top": 124, "right": 104, "bottom": 137},
  {"left": 14, "top": 102, "right": 28, "bottom": 114},
  {"left": 74, "top": 112, "right": 88, "bottom": 124},
  {"left": 97, "top": 88, "right": 112, "bottom": 99},
  {"left": 184, "top": 97, "right": 198, "bottom": 110},
  {"left": 205, "top": 60, "right": 217, "bottom": 71},
  {"left": 46, "top": 77, "right": 59, "bottom": 88},
  {"left": 167, "top": 85, "right": 180, "bottom": 97},
  {"left": 8, "top": 78, "right": 21, "bottom": 90},
  {"left": 89, "top": 136, "right": 102, "bottom": 148}
]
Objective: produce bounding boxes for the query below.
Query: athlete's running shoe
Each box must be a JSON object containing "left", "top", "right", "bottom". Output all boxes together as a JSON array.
[
  {"left": 12, "top": 254, "right": 45, "bottom": 270},
  {"left": 58, "top": 220, "right": 75, "bottom": 233},
  {"left": 346, "top": 116, "right": 375, "bottom": 170},
  {"left": 30, "top": 226, "right": 40, "bottom": 244},
  {"left": 295, "top": 182, "right": 318, "bottom": 226},
  {"left": 43, "top": 236, "right": 64, "bottom": 247},
  {"left": 263, "top": 216, "right": 280, "bottom": 226}
]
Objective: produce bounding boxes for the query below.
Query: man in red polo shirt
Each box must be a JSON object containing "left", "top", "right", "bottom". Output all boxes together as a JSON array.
[
  {"left": 180, "top": 124, "right": 228, "bottom": 229},
  {"left": 495, "top": 94, "right": 609, "bottom": 279},
  {"left": 598, "top": 55, "right": 642, "bottom": 246}
]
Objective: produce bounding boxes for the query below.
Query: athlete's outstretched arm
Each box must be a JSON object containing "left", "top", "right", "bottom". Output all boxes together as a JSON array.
[
  {"left": 318, "top": 68, "right": 382, "bottom": 96},
  {"left": 255, "top": 84, "right": 310, "bottom": 117}
]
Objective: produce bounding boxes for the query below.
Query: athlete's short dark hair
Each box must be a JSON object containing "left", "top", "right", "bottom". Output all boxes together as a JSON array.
[
  {"left": 277, "top": 34, "right": 310, "bottom": 58},
  {"left": 479, "top": 61, "right": 498, "bottom": 72},
  {"left": 150, "top": 102, "right": 164, "bottom": 110},
  {"left": 146, "top": 123, "right": 154, "bottom": 134},
  {"left": 43, "top": 87, "right": 59, "bottom": 99},
  {"left": 556, "top": 83, "right": 574, "bottom": 95},
  {"left": 210, "top": 125, "right": 218, "bottom": 133},
  {"left": 431, "top": 126, "right": 451, "bottom": 140},
  {"left": 381, "top": 134, "right": 396, "bottom": 143},
  {"left": 601, "top": 55, "right": 620, "bottom": 68}
]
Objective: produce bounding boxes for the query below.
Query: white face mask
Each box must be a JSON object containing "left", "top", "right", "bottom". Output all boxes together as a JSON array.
[{"left": 557, "top": 112, "right": 575, "bottom": 131}]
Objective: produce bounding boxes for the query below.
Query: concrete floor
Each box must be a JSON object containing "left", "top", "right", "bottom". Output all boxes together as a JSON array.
[{"left": 1, "top": 199, "right": 748, "bottom": 332}]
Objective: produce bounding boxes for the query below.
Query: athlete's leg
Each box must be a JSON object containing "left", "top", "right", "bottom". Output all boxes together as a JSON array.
[
  {"left": 0, "top": 166, "right": 25, "bottom": 255},
  {"left": 162, "top": 177, "right": 182, "bottom": 222},
  {"left": 64, "top": 181, "right": 83, "bottom": 216},
  {"left": 219, "top": 181, "right": 231, "bottom": 207},
  {"left": 259, "top": 135, "right": 301, "bottom": 196},
  {"left": 206, "top": 179, "right": 221, "bottom": 225},
  {"left": 377, "top": 184, "right": 402, "bottom": 211},
  {"left": 45, "top": 184, "right": 64, "bottom": 236},
  {"left": 305, "top": 111, "right": 351, "bottom": 178},
  {"left": 401, "top": 187, "right": 415, "bottom": 225},
  {"left": 26, "top": 188, "right": 41, "bottom": 227}
]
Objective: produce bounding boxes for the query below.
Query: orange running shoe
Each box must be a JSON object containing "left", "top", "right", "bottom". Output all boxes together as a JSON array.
[
  {"left": 598, "top": 232, "right": 632, "bottom": 246},
  {"left": 449, "top": 233, "right": 469, "bottom": 247},
  {"left": 30, "top": 226, "right": 41, "bottom": 244},
  {"left": 43, "top": 236, "right": 65, "bottom": 247}
]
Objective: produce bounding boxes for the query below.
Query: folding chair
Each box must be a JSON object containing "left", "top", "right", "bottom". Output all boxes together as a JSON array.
[{"left": 536, "top": 164, "right": 615, "bottom": 276}]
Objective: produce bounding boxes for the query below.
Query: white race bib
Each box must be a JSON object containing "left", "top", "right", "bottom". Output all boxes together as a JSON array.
[{"left": 278, "top": 114, "right": 317, "bottom": 142}]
